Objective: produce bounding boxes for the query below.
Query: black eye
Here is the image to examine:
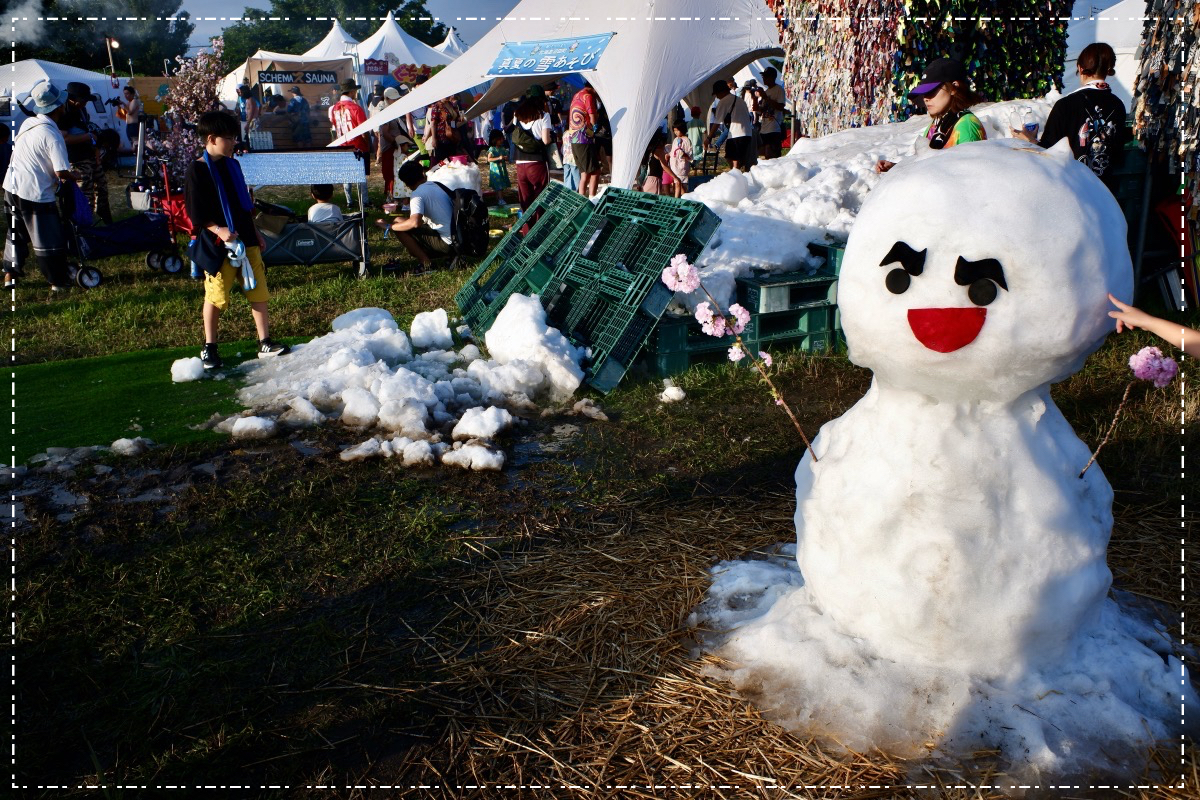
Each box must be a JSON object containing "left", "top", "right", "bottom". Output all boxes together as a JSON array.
[
  {"left": 885, "top": 268, "right": 911, "bottom": 294},
  {"left": 954, "top": 256, "right": 1008, "bottom": 307},
  {"left": 968, "top": 278, "right": 998, "bottom": 306}
]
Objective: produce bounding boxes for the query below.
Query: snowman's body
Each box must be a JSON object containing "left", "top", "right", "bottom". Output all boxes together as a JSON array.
[
  {"left": 794, "top": 139, "right": 1134, "bottom": 676},
  {"left": 796, "top": 381, "right": 1113, "bottom": 674}
]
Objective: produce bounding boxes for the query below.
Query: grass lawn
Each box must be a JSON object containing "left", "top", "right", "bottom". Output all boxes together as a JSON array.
[{"left": 7, "top": 161, "right": 1200, "bottom": 794}]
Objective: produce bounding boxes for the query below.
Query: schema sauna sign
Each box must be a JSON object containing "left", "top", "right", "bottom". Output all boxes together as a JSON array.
[{"left": 258, "top": 70, "right": 339, "bottom": 85}]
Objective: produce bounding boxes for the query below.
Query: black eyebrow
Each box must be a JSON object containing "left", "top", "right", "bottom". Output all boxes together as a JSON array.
[
  {"left": 879, "top": 241, "right": 927, "bottom": 275},
  {"left": 954, "top": 257, "right": 1008, "bottom": 290}
]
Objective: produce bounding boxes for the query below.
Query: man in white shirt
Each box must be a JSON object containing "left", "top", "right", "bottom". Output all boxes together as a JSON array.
[
  {"left": 759, "top": 67, "right": 787, "bottom": 159},
  {"left": 3, "top": 81, "right": 76, "bottom": 289},
  {"left": 376, "top": 160, "right": 453, "bottom": 273},
  {"left": 706, "top": 79, "right": 756, "bottom": 172}
]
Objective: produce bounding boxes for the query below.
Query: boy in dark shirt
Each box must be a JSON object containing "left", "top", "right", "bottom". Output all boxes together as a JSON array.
[{"left": 185, "top": 111, "right": 289, "bottom": 369}]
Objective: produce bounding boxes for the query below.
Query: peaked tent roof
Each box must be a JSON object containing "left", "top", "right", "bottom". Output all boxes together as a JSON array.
[
  {"left": 357, "top": 10, "right": 454, "bottom": 68},
  {"left": 434, "top": 27, "right": 470, "bottom": 59},
  {"left": 304, "top": 19, "right": 360, "bottom": 59},
  {"left": 334, "top": 0, "right": 781, "bottom": 190}
]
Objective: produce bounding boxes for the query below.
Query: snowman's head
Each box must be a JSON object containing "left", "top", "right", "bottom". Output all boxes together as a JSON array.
[{"left": 839, "top": 139, "right": 1133, "bottom": 402}]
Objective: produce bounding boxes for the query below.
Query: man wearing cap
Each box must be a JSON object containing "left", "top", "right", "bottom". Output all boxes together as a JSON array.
[
  {"left": 376, "top": 86, "right": 414, "bottom": 199},
  {"left": 329, "top": 78, "right": 370, "bottom": 204},
  {"left": 758, "top": 67, "right": 787, "bottom": 159},
  {"left": 3, "top": 81, "right": 76, "bottom": 289},
  {"left": 707, "top": 79, "right": 755, "bottom": 172},
  {"left": 62, "top": 82, "right": 113, "bottom": 225},
  {"left": 286, "top": 87, "right": 312, "bottom": 147}
]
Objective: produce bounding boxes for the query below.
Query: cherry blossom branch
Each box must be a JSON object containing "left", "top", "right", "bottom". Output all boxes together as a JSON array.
[
  {"left": 1079, "top": 380, "right": 1132, "bottom": 479},
  {"left": 1080, "top": 346, "right": 1179, "bottom": 478},
  {"left": 662, "top": 256, "right": 817, "bottom": 462}
]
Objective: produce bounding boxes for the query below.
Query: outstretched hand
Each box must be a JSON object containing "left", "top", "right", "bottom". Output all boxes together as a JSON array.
[{"left": 1107, "top": 293, "right": 1155, "bottom": 333}]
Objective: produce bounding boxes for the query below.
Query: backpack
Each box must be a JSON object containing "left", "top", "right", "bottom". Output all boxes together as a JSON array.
[
  {"left": 512, "top": 122, "right": 544, "bottom": 157},
  {"left": 434, "top": 182, "right": 489, "bottom": 258}
]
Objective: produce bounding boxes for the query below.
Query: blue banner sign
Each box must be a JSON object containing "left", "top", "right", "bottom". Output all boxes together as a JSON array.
[{"left": 487, "top": 33, "right": 614, "bottom": 78}]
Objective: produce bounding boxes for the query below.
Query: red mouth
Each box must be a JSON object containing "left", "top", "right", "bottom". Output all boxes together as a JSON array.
[{"left": 907, "top": 307, "right": 987, "bottom": 353}]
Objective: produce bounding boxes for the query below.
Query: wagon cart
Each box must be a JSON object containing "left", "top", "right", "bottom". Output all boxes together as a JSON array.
[{"left": 235, "top": 148, "right": 370, "bottom": 277}]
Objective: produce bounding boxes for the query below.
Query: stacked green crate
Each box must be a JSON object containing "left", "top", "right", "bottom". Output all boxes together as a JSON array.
[
  {"left": 641, "top": 242, "right": 848, "bottom": 377},
  {"left": 455, "top": 183, "right": 593, "bottom": 337},
  {"left": 545, "top": 189, "right": 722, "bottom": 393}
]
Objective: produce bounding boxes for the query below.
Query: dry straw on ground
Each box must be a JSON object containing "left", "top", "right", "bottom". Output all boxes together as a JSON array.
[{"left": 340, "top": 488, "right": 1197, "bottom": 799}]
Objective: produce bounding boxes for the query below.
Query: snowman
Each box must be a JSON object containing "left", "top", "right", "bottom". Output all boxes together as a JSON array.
[{"left": 793, "top": 139, "right": 1134, "bottom": 675}]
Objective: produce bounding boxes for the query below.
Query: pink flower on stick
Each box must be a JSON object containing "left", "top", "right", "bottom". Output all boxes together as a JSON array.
[
  {"left": 1128, "top": 346, "right": 1178, "bottom": 388},
  {"left": 1081, "top": 345, "right": 1178, "bottom": 478},
  {"left": 661, "top": 253, "right": 701, "bottom": 294},
  {"left": 658, "top": 253, "right": 816, "bottom": 460},
  {"left": 729, "top": 304, "right": 751, "bottom": 335}
]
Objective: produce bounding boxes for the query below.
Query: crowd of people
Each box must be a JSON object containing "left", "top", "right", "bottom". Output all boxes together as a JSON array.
[{"left": 2, "top": 41, "right": 1194, "bottom": 368}]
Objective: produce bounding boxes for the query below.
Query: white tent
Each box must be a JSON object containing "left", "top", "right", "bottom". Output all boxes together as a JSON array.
[
  {"left": 334, "top": 0, "right": 782, "bottom": 190},
  {"left": 357, "top": 11, "right": 453, "bottom": 72},
  {"left": 434, "top": 27, "right": 470, "bottom": 59},
  {"left": 1063, "top": 0, "right": 1147, "bottom": 107},
  {"left": 0, "top": 59, "right": 122, "bottom": 137},
  {"left": 304, "top": 19, "right": 360, "bottom": 60}
]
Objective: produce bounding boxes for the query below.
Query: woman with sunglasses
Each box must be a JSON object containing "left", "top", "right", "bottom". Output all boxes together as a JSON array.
[{"left": 876, "top": 58, "right": 986, "bottom": 173}]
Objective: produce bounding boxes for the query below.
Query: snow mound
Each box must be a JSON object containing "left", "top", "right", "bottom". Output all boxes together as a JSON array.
[
  {"left": 332, "top": 307, "right": 397, "bottom": 334},
  {"left": 410, "top": 308, "right": 454, "bottom": 350},
  {"left": 427, "top": 160, "right": 482, "bottom": 194},
  {"left": 442, "top": 442, "right": 505, "bottom": 471},
  {"left": 171, "top": 357, "right": 206, "bottom": 382},
  {"left": 659, "top": 380, "right": 685, "bottom": 403},
  {"left": 484, "top": 294, "right": 584, "bottom": 400},
  {"left": 230, "top": 416, "right": 276, "bottom": 440},
  {"left": 452, "top": 406, "right": 513, "bottom": 441},
  {"left": 110, "top": 437, "right": 153, "bottom": 456}
]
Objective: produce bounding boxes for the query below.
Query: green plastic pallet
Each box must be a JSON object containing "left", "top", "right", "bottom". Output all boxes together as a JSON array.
[
  {"left": 737, "top": 271, "right": 839, "bottom": 314},
  {"left": 542, "top": 188, "right": 723, "bottom": 393},
  {"left": 455, "top": 182, "right": 592, "bottom": 337}
]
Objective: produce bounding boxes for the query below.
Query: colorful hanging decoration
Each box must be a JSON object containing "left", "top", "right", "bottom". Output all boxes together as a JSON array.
[
  {"left": 1133, "top": 0, "right": 1198, "bottom": 238},
  {"left": 775, "top": 1, "right": 1073, "bottom": 137}
]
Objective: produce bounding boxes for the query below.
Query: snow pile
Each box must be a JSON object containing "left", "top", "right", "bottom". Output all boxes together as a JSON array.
[
  {"left": 235, "top": 298, "right": 585, "bottom": 470},
  {"left": 111, "top": 437, "right": 153, "bottom": 456},
  {"left": 171, "top": 357, "right": 206, "bottom": 382},
  {"left": 659, "top": 379, "right": 685, "bottom": 403},
  {"left": 410, "top": 308, "right": 454, "bottom": 350},
  {"left": 484, "top": 293, "right": 584, "bottom": 401},
  {"left": 427, "top": 159, "right": 482, "bottom": 195},
  {"left": 692, "top": 140, "right": 1191, "bottom": 779},
  {"left": 679, "top": 98, "right": 1054, "bottom": 311}
]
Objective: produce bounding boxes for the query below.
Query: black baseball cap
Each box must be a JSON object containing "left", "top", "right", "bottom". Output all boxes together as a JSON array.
[{"left": 911, "top": 58, "right": 968, "bottom": 96}]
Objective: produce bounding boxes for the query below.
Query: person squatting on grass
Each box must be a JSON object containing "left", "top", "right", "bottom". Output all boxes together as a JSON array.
[
  {"left": 375, "top": 159, "right": 455, "bottom": 274},
  {"left": 185, "top": 111, "right": 289, "bottom": 370}
]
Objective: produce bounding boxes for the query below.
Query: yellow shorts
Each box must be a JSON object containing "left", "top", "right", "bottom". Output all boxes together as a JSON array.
[{"left": 203, "top": 245, "right": 270, "bottom": 310}]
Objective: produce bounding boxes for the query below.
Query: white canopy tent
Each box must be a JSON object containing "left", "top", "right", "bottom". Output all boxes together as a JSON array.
[
  {"left": 304, "top": 19, "right": 360, "bottom": 59},
  {"left": 434, "top": 27, "right": 470, "bottom": 59},
  {"left": 357, "top": 11, "right": 453, "bottom": 74},
  {"left": 333, "top": 0, "right": 782, "bottom": 191},
  {"left": 1062, "top": 0, "right": 1147, "bottom": 107},
  {"left": 0, "top": 59, "right": 122, "bottom": 137}
]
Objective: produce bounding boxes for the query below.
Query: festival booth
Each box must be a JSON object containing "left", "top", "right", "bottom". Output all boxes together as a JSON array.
[
  {"left": 333, "top": 0, "right": 782, "bottom": 192},
  {"left": 1062, "top": 0, "right": 1145, "bottom": 108},
  {"left": 0, "top": 60, "right": 122, "bottom": 137},
  {"left": 356, "top": 10, "right": 453, "bottom": 92}
]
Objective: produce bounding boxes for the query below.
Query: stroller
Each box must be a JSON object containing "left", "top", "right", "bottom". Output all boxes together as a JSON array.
[
  {"left": 120, "top": 156, "right": 190, "bottom": 274},
  {"left": 2, "top": 181, "right": 105, "bottom": 289}
]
